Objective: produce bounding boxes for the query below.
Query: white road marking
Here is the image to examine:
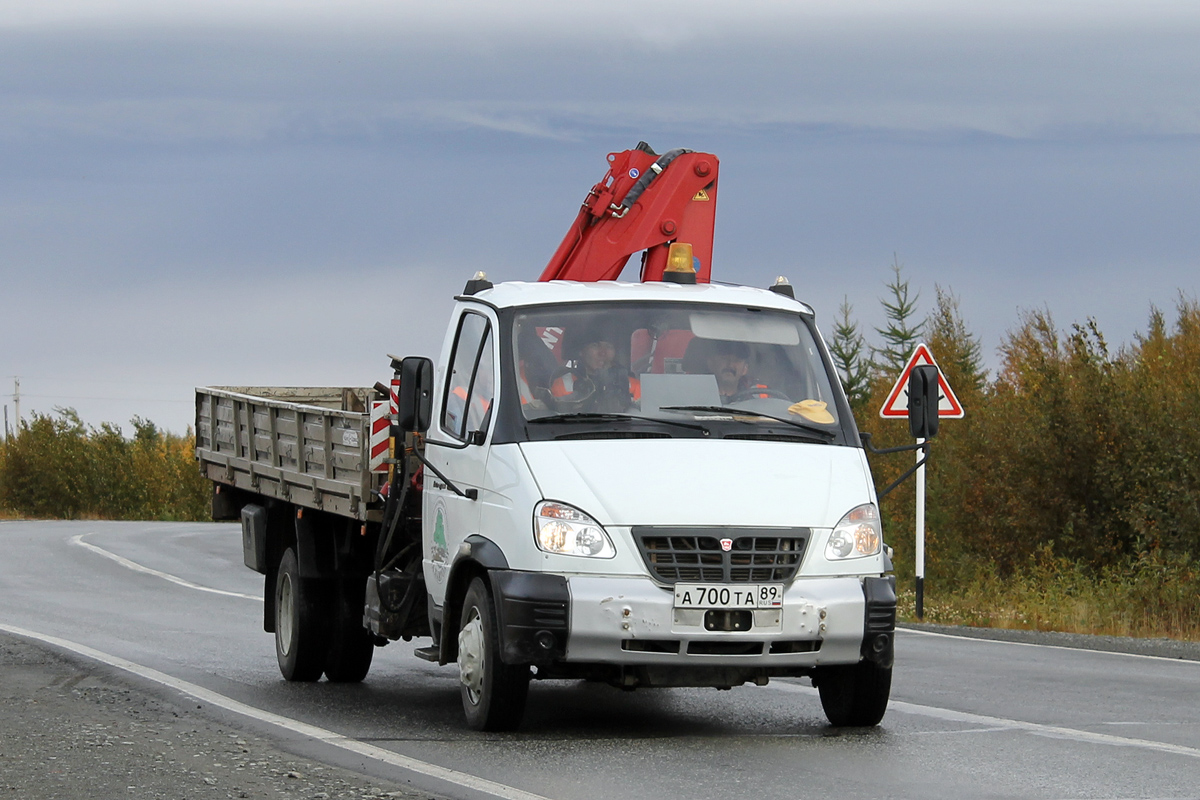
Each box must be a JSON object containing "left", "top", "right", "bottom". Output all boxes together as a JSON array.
[
  {"left": 70, "top": 533, "right": 260, "bottom": 602},
  {"left": 903, "top": 726, "right": 1016, "bottom": 736},
  {"left": 900, "top": 626, "right": 1200, "bottom": 665},
  {"left": 1098, "top": 721, "right": 1197, "bottom": 727},
  {"left": 770, "top": 681, "right": 1200, "bottom": 760},
  {"left": 0, "top": 623, "right": 554, "bottom": 800},
  {"left": 58, "top": 528, "right": 1200, "bottom": 768}
]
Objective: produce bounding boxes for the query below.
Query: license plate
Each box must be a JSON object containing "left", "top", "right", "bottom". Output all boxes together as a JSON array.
[{"left": 673, "top": 583, "right": 784, "bottom": 609}]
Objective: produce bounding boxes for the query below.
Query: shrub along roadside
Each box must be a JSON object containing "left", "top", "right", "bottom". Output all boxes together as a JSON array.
[
  {"left": 0, "top": 409, "right": 208, "bottom": 521},
  {"left": 855, "top": 295, "right": 1200, "bottom": 643},
  {"left": 2, "top": 287, "right": 1198, "bottom": 643}
]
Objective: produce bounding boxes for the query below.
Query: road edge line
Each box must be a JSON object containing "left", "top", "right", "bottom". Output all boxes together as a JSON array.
[
  {"left": 768, "top": 681, "right": 1200, "bottom": 760},
  {"left": 0, "top": 622, "right": 554, "bottom": 800},
  {"left": 70, "top": 533, "right": 260, "bottom": 602},
  {"left": 898, "top": 626, "right": 1200, "bottom": 665}
]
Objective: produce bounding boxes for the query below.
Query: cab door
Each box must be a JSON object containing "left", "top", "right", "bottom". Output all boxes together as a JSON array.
[{"left": 423, "top": 310, "right": 497, "bottom": 607}]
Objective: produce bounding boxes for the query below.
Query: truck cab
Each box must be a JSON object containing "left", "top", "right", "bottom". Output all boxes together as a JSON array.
[{"left": 412, "top": 278, "right": 896, "bottom": 730}]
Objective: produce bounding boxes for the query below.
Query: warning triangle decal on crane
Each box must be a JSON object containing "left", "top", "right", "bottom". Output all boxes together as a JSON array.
[{"left": 879, "top": 343, "right": 965, "bottom": 419}]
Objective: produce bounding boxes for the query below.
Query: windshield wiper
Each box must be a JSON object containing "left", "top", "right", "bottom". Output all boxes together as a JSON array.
[
  {"left": 527, "top": 412, "right": 709, "bottom": 434},
  {"left": 657, "top": 406, "right": 838, "bottom": 440}
]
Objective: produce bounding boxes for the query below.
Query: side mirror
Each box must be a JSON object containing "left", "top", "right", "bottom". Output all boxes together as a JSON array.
[
  {"left": 396, "top": 356, "right": 434, "bottom": 433},
  {"left": 907, "top": 365, "right": 941, "bottom": 439}
]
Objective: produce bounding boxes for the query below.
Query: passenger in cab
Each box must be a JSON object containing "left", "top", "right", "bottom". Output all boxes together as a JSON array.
[
  {"left": 551, "top": 328, "right": 641, "bottom": 413},
  {"left": 685, "top": 339, "right": 775, "bottom": 404}
]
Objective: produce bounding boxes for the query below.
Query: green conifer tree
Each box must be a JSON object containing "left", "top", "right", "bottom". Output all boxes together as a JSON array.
[
  {"left": 829, "top": 296, "right": 872, "bottom": 411},
  {"left": 871, "top": 256, "right": 923, "bottom": 376}
]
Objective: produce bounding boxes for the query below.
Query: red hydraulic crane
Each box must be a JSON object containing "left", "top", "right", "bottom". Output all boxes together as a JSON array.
[{"left": 539, "top": 142, "right": 719, "bottom": 284}]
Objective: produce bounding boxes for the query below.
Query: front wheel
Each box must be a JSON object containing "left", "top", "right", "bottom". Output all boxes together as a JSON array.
[
  {"left": 274, "top": 547, "right": 327, "bottom": 682},
  {"left": 816, "top": 660, "right": 892, "bottom": 727},
  {"left": 457, "top": 576, "right": 530, "bottom": 731}
]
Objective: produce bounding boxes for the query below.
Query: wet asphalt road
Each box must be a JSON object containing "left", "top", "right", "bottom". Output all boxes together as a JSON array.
[{"left": 2, "top": 520, "right": 1198, "bottom": 800}]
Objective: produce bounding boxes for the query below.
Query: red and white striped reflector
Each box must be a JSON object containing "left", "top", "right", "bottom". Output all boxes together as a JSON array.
[{"left": 369, "top": 400, "right": 391, "bottom": 472}]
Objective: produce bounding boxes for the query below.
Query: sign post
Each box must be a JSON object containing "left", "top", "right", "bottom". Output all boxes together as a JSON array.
[
  {"left": 879, "top": 344, "right": 963, "bottom": 619},
  {"left": 914, "top": 437, "right": 925, "bottom": 617}
]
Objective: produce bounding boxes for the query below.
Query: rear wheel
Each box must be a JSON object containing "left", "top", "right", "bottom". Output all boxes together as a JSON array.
[
  {"left": 816, "top": 660, "right": 892, "bottom": 727},
  {"left": 274, "top": 547, "right": 327, "bottom": 682},
  {"left": 457, "top": 577, "right": 530, "bottom": 731},
  {"left": 323, "top": 579, "right": 375, "bottom": 683}
]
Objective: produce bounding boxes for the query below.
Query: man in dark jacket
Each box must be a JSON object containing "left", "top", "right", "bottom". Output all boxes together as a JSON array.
[{"left": 551, "top": 329, "right": 641, "bottom": 412}]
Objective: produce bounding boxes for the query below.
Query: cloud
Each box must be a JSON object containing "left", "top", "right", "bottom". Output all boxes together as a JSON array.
[
  {"left": 1, "top": 0, "right": 1197, "bottom": 434},
  {"left": 4, "top": 4, "right": 1199, "bottom": 147},
  {"left": 5, "top": 0, "right": 1200, "bottom": 32}
]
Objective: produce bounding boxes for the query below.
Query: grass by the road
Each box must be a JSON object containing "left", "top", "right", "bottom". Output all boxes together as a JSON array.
[{"left": 898, "top": 553, "right": 1200, "bottom": 641}]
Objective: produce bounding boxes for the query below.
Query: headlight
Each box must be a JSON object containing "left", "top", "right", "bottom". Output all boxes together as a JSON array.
[
  {"left": 825, "top": 504, "right": 882, "bottom": 560},
  {"left": 533, "top": 501, "right": 616, "bottom": 558}
]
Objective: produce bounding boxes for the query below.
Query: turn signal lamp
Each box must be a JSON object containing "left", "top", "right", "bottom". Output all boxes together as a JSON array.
[{"left": 662, "top": 243, "right": 697, "bottom": 284}]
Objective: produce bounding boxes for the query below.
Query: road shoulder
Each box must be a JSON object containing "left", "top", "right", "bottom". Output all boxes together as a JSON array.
[
  {"left": 900, "top": 622, "right": 1200, "bottom": 661},
  {"left": 0, "top": 632, "right": 441, "bottom": 800}
]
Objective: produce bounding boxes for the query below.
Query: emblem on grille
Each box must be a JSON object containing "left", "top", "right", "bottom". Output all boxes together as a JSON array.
[{"left": 720, "top": 538, "right": 733, "bottom": 551}]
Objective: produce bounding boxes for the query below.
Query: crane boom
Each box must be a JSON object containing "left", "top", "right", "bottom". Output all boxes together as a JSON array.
[{"left": 539, "top": 142, "right": 719, "bottom": 283}]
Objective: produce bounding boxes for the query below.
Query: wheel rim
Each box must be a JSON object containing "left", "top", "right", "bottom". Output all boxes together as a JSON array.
[
  {"left": 277, "top": 572, "right": 294, "bottom": 657},
  {"left": 457, "top": 607, "right": 485, "bottom": 705}
]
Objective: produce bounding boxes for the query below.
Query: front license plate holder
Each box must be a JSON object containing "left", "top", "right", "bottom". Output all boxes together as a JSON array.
[
  {"left": 673, "top": 583, "right": 784, "bottom": 609},
  {"left": 704, "top": 609, "right": 753, "bottom": 631}
]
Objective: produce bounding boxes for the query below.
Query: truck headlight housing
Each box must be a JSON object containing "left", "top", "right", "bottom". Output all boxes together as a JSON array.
[
  {"left": 533, "top": 501, "right": 616, "bottom": 558},
  {"left": 825, "top": 504, "right": 882, "bottom": 560}
]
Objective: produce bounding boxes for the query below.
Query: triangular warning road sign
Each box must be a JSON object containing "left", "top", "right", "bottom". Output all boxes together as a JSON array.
[{"left": 879, "top": 343, "right": 965, "bottom": 419}]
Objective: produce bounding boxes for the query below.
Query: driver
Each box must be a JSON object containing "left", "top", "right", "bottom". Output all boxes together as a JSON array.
[
  {"left": 702, "top": 340, "right": 773, "bottom": 404},
  {"left": 551, "top": 328, "right": 641, "bottom": 412}
]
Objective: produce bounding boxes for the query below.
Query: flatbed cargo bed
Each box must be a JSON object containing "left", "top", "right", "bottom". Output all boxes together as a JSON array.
[{"left": 195, "top": 386, "right": 386, "bottom": 521}]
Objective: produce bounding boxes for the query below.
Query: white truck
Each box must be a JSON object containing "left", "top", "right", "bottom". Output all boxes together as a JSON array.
[{"left": 196, "top": 144, "right": 937, "bottom": 731}]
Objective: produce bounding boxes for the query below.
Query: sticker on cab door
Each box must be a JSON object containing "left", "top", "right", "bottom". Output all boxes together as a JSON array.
[{"left": 430, "top": 499, "right": 449, "bottom": 584}]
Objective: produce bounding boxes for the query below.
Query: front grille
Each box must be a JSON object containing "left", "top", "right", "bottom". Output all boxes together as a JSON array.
[{"left": 632, "top": 527, "right": 809, "bottom": 585}]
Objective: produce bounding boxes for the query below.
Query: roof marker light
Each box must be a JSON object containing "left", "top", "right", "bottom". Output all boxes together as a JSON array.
[
  {"left": 769, "top": 276, "right": 795, "bottom": 299},
  {"left": 463, "top": 271, "right": 493, "bottom": 295}
]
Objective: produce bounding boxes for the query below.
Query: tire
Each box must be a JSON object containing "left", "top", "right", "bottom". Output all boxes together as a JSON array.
[
  {"left": 323, "top": 580, "right": 374, "bottom": 683},
  {"left": 274, "top": 547, "right": 327, "bottom": 682},
  {"left": 457, "top": 576, "right": 530, "bottom": 731},
  {"left": 816, "top": 660, "right": 892, "bottom": 727}
]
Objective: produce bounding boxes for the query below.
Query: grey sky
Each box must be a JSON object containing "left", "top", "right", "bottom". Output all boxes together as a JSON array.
[{"left": 2, "top": 1, "right": 1198, "bottom": 434}]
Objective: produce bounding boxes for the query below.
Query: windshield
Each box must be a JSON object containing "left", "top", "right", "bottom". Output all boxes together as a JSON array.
[{"left": 511, "top": 301, "right": 847, "bottom": 439}]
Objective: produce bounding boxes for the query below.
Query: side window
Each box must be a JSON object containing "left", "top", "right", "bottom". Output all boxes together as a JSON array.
[
  {"left": 467, "top": 332, "right": 495, "bottom": 434},
  {"left": 441, "top": 312, "right": 493, "bottom": 440}
]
